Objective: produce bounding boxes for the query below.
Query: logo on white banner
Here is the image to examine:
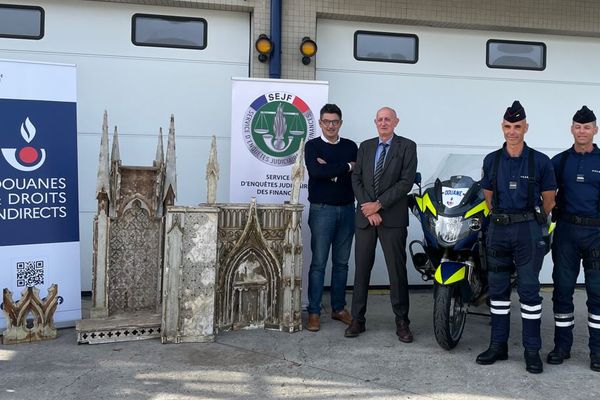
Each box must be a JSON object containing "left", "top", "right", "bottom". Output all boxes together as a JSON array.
[
  {"left": 243, "top": 92, "right": 316, "bottom": 166},
  {"left": 1, "top": 117, "right": 46, "bottom": 172}
]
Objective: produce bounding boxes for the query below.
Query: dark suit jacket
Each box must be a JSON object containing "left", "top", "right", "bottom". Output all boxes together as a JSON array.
[{"left": 352, "top": 134, "right": 417, "bottom": 228}]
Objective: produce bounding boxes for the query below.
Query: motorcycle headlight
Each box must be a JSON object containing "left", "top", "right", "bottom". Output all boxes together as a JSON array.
[{"left": 435, "top": 215, "right": 465, "bottom": 245}]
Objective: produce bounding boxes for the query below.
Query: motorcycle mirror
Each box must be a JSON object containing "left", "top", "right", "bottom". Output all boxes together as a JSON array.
[
  {"left": 414, "top": 172, "right": 422, "bottom": 185},
  {"left": 414, "top": 172, "right": 422, "bottom": 195},
  {"left": 412, "top": 252, "right": 429, "bottom": 267}
]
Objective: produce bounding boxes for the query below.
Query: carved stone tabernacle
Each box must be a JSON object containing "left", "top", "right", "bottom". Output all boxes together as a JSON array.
[
  {"left": 2, "top": 284, "right": 59, "bottom": 344},
  {"left": 77, "top": 112, "right": 176, "bottom": 344},
  {"left": 83, "top": 115, "right": 304, "bottom": 344}
]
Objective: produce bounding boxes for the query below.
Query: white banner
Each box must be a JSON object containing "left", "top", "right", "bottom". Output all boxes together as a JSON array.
[
  {"left": 230, "top": 78, "right": 329, "bottom": 304},
  {"left": 0, "top": 59, "right": 81, "bottom": 329}
]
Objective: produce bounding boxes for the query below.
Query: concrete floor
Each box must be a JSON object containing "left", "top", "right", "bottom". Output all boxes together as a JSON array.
[{"left": 1, "top": 287, "right": 598, "bottom": 400}]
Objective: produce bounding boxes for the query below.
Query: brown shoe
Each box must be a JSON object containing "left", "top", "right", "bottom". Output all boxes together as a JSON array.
[
  {"left": 344, "top": 320, "right": 366, "bottom": 338},
  {"left": 396, "top": 320, "right": 413, "bottom": 343},
  {"left": 331, "top": 309, "right": 352, "bottom": 325},
  {"left": 306, "top": 314, "right": 320, "bottom": 332}
]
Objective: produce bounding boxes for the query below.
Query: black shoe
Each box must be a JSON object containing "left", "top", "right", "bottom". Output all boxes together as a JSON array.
[
  {"left": 344, "top": 320, "right": 365, "bottom": 338},
  {"left": 476, "top": 342, "right": 508, "bottom": 365},
  {"left": 591, "top": 354, "right": 600, "bottom": 372},
  {"left": 395, "top": 320, "right": 414, "bottom": 343},
  {"left": 524, "top": 350, "right": 543, "bottom": 374},
  {"left": 546, "top": 347, "right": 571, "bottom": 365}
]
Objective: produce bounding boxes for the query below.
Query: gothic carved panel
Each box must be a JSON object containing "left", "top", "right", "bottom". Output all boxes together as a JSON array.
[
  {"left": 108, "top": 199, "right": 161, "bottom": 314},
  {"left": 215, "top": 202, "right": 302, "bottom": 332},
  {"left": 117, "top": 167, "right": 161, "bottom": 217},
  {"left": 223, "top": 249, "right": 279, "bottom": 329},
  {"left": 179, "top": 211, "right": 218, "bottom": 339},
  {"left": 161, "top": 207, "right": 219, "bottom": 343}
]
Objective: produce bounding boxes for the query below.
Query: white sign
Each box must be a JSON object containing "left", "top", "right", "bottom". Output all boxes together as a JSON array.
[
  {"left": 0, "top": 59, "right": 80, "bottom": 329},
  {"left": 230, "top": 78, "right": 328, "bottom": 202},
  {"left": 230, "top": 78, "right": 329, "bottom": 304}
]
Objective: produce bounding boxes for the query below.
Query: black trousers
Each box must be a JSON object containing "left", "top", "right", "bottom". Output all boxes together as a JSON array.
[{"left": 351, "top": 225, "right": 409, "bottom": 323}]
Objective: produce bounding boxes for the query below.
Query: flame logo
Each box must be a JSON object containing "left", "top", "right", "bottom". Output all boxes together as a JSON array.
[
  {"left": 21, "top": 117, "right": 36, "bottom": 143},
  {"left": 1, "top": 117, "right": 46, "bottom": 172}
]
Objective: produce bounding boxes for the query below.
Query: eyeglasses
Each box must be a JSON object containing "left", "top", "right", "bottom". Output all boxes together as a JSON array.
[{"left": 320, "top": 119, "right": 341, "bottom": 127}]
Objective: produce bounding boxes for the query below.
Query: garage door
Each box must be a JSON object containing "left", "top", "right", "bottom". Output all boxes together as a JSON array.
[
  {"left": 316, "top": 19, "right": 600, "bottom": 284},
  {"left": 0, "top": 0, "right": 250, "bottom": 290}
]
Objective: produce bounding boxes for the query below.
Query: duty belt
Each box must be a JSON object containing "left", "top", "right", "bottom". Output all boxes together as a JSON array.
[
  {"left": 560, "top": 213, "right": 600, "bottom": 226},
  {"left": 491, "top": 212, "right": 535, "bottom": 225}
]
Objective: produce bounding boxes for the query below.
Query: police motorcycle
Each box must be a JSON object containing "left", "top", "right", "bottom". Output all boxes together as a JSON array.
[{"left": 408, "top": 156, "right": 490, "bottom": 349}]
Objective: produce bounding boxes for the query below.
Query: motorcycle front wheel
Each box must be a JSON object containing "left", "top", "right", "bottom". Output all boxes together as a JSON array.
[{"left": 433, "top": 283, "right": 467, "bottom": 350}]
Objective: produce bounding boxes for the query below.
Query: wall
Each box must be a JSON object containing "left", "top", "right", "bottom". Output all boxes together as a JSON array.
[{"left": 92, "top": 0, "right": 600, "bottom": 80}]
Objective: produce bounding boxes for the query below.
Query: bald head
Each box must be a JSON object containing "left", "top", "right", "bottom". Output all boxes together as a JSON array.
[
  {"left": 374, "top": 107, "right": 399, "bottom": 140},
  {"left": 376, "top": 107, "right": 397, "bottom": 119}
]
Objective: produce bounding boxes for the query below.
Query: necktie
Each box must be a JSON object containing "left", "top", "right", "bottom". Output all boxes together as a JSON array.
[{"left": 373, "top": 143, "right": 389, "bottom": 197}]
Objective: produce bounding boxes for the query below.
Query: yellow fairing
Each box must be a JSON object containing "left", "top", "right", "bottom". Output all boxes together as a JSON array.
[
  {"left": 415, "top": 193, "right": 437, "bottom": 217},
  {"left": 464, "top": 200, "right": 490, "bottom": 219},
  {"left": 434, "top": 265, "right": 466, "bottom": 285}
]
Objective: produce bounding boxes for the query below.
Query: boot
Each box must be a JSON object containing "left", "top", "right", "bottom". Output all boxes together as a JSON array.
[
  {"left": 476, "top": 342, "right": 508, "bottom": 365},
  {"left": 591, "top": 353, "right": 600, "bottom": 372},
  {"left": 306, "top": 314, "right": 320, "bottom": 332},
  {"left": 524, "top": 349, "right": 543, "bottom": 374},
  {"left": 546, "top": 347, "right": 570, "bottom": 365}
]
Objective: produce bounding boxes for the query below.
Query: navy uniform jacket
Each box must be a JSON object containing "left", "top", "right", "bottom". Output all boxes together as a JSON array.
[
  {"left": 481, "top": 143, "right": 556, "bottom": 213},
  {"left": 552, "top": 144, "right": 600, "bottom": 217}
]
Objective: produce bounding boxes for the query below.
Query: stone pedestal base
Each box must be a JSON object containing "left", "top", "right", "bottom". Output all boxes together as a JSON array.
[{"left": 76, "top": 312, "right": 161, "bottom": 344}]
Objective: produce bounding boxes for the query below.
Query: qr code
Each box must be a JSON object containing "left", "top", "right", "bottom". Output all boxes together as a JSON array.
[{"left": 16, "top": 261, "right": 44, "bottom": 287}]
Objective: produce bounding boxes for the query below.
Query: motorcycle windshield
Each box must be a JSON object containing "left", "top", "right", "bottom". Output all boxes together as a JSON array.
[{"left": 419, "top": 154, "right": 486, "bottom": 215}]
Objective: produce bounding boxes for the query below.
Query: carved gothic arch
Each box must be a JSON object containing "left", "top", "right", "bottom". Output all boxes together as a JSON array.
[
  {"left": 218, "top": 201, "right": 281, "bottom": 329},
  {"left": 118, "top": 195, "right": 154, "bottom": 219}
]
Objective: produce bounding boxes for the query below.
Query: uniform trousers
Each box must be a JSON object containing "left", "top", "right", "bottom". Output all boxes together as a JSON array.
[
  {"left": 486, "top": 220, "right": 547, "bottom": 350},
  {"left": 551, "top": 220, "right": 600, "bottom": 354}
]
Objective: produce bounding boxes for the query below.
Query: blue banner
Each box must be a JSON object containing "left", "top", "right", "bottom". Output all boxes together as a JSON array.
[{"left": 0, "top": 99, "right": 79, "bottom": 246}]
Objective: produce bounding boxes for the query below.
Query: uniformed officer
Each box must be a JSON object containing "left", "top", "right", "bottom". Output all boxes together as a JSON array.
[
  {"left": 477, "top": 100, "right": 556, "bottom": 374},
  {"left": 548, "top": 105, "right": 600, "bottom": 372}
]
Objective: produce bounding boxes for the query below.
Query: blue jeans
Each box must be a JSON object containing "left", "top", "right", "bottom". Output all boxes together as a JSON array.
[{"left": 307, "top": 203, "right": 355, "bottom": 315}]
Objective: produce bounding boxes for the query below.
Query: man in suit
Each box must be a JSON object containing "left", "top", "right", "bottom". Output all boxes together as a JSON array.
[{"left": 345, "top": 107, "right": 418, "bottom": 342}]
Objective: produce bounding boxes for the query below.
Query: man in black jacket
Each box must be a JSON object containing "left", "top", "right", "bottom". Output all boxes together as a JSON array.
[{"left": 304, "top": 104, "right": 357, "bottom": 332}]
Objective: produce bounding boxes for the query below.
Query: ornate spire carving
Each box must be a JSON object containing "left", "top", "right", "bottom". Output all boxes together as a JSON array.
[
  {"left": 96, "top": 110, "right": 110, "bottom": 201},
  {"left": 163, "top": 115, "right": 177, "bottom": 206},
  {"left": 289, "top": 139, "right": 305, "bottom": 205},
  {"left": 110, "top": 125, "right": 120, "bottom": 164},
  {"left": 154, "top": 127, "right": 164, "bottom": 167},
  {"left": 206, "top": 135, "right": 220, "bottom": 205}
]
